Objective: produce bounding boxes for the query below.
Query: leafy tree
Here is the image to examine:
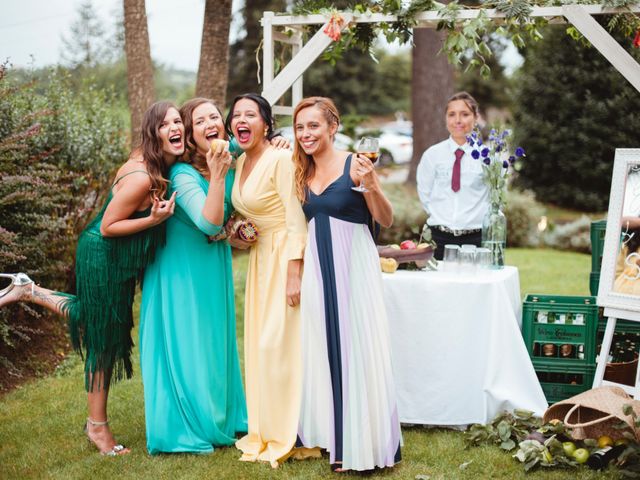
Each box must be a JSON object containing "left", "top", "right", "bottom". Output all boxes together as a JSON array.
[
  {"left": 60, "top": 0, "right": 110, "bottom": 69},
  {"left": 303, "top": 48, "right": 410, "bottom": 115},
  {"left": 513, "top": 24, "right": 640, "bottom": 212}
]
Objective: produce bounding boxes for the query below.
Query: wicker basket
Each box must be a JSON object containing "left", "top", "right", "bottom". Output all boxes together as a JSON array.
[
  {"left": 605, "top": 355, "right": 639, "bottom": 387},
  {"left": 543, "top": 386, "right": 640, "bottom": 441}
]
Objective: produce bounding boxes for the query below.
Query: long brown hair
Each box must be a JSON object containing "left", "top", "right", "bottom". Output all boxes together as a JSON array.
[
  {"left": 138, "top": 101, "right": 176, "bottom": 199},
  {"left": 292, "top": 96, "right": 340, "bottom": 202},
  {"left": 179, "top": 97, "right": 226, "bottom": 177}
]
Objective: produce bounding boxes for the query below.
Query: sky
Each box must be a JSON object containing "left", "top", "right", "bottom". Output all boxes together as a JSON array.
[
  {"left": 0, "top": 0, "right": 521, "bottom": 73},
  {"left": 0, "top": 0, "right": 244, "bottom": 71}
]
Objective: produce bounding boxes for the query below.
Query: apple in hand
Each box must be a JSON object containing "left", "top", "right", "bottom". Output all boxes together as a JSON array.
[{"left": 400, "top": 240, "right": 416, "bottom": 250}]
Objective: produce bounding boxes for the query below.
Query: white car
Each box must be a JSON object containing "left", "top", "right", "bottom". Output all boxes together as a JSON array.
[
  {"left": 378, "top": 122, "right": 413, "bottom": 165},
  {"left": 277, "top": 126, "right": 354, "bottom": 151}
]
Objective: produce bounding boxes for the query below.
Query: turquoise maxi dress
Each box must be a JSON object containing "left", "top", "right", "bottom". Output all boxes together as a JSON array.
[{"left": 140, "top": 162, "right": 247, "bottom": 454}]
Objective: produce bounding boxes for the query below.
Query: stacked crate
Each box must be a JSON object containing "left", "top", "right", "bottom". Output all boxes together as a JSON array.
[
  {"left": 590, "top": 219, "right": 606, "bottom": 296},
  {"left": 522, "top": 294, "right": 598, "bottom": 403},
  {"left": 590, "top": 219, "right": 640, "bottom": 336}
]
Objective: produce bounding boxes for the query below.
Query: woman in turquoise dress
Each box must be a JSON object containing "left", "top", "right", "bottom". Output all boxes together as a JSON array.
[
  {"left": 0, "top": 101, "right": 183, "bottom": 456},
  {"left": 139, "top": 97, "right": 248, "bottom": 454}
]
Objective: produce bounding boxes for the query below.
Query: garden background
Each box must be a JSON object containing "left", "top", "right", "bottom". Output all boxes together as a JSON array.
[{"left": 1, "top": 0, "right": 640, "bottom": 478}]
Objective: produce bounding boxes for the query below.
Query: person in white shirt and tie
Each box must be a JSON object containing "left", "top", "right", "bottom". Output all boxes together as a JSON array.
[{"left": 416, "top": 92, "right": 488, "bottom": 260}]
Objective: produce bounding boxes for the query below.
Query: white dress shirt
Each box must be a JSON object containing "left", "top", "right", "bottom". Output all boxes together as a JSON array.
[{"left": 416, "top": 137, "right": 489, "bottom": 230}]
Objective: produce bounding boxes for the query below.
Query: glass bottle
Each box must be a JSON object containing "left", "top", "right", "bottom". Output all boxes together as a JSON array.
[{"left": 481, "top": 203, "right": 506, "bottom": 269}]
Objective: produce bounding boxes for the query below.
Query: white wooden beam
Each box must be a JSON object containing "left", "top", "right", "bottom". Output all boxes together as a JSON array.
[
  {"left": 273, "top": 31, "right": 302, "bottom": 45},
  {"left": 291, "top": 32, "right": 304, "bottom": 108},
  {"left": 268, "top": 6, "right": 640, "bottom": 27},
  {"left": 563, "top": 4, "right": 640, "bottom": 94},
  {"left": 262, "top": 5, "right": 640, "bottom": 111},
  {"left": 262, "top": 14, "right": 352, "bottom": 105},
  {"left": 273, "top": 105, "right": 294, "bottom": 116},
  {"left": 262, "top": 11, "right": 275, "bottom": 87}
]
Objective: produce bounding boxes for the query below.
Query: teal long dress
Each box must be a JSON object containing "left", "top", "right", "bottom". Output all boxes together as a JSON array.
[{"left": 139, "top": 162, "right": 247, "bottom": 454}]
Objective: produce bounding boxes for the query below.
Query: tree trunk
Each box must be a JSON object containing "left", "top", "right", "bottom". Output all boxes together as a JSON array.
[
  {"left": 123, "top": 0, "right": 155, "bottom": 144},
  {"left": 406, "top": 28, "right": 454, "bottom": 185},
  {"left": 196, "top": 0, "right": 232, "bottom": 107}
]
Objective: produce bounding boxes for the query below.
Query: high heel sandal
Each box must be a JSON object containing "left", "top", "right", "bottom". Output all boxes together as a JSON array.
[
  {"left": 0, "top": 273, "right": 34, "bottom": 299},
  {"left": 84, "top": 417, "right": 129, "bottom": 457}
]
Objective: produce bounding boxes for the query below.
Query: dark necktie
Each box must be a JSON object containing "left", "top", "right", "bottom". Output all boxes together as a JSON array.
[{"left": 451, "top": 148, "right": 464, "bottom": 192}]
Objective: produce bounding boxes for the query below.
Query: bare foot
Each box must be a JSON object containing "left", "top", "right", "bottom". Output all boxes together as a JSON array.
[{"left": 85, "top": 421, "right": 130, "bottom": 456}]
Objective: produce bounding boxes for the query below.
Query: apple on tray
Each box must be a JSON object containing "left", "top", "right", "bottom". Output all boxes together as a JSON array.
[{"left": 400, "top": 240, "right": 416, "bottom": 250}]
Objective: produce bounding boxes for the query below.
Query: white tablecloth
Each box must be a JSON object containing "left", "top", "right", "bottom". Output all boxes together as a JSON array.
[{"left": 382, "top": 266, "right": 548, "bottom": 425}]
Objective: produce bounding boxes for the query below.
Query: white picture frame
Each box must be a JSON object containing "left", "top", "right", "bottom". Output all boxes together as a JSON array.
[{"left": 598, "top": 148, "right": 640, "bottom": 318}]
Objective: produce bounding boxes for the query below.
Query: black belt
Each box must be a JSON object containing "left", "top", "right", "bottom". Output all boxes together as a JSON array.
[{"left": 433, "top": 225, "right": 481, "bottom": 237}]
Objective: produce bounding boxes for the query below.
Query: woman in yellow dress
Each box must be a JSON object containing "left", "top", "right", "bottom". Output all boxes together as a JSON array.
[{"left": 226, "top": 93, "right": 314, "bottom": 467}]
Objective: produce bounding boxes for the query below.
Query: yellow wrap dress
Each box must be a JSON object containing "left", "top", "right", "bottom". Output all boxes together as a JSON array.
[{"left": 232, "top": 146, "right": 308, "bottom": 467}]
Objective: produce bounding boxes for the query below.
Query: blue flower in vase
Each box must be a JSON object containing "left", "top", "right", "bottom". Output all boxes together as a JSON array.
[
  {"left": 476, "top": 138, "right": 483, "bottom": 147},
  {"left": 515, "top": 147, "right": 525, "bottom": 157},
  {"left": 508, "top": 155, "right": 516, "bottom": 165},
  {"left": 471, "top": 150, "right": 480, "bottom": 160},
  {"left": 503, "top": 160, "right": 509, "bottom": 168},
  {"left": 481, "top": 147, "right": 490, "bottom": 158},
  {"left": 483, "top": 157, "right": 491, "bottom": 165}
]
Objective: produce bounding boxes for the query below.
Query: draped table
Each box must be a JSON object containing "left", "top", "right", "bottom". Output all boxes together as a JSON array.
[{"left": 382, "top": 266, "right": 548, "bottom": 426}]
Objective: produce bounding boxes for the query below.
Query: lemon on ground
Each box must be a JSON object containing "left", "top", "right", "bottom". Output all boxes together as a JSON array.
[{"left": 597, "top": 435, "right": 614, "bottom": 448}]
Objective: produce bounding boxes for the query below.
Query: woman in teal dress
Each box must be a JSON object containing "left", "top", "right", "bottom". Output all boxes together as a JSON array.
[
  {"left": 139, "top": 97, "right": 248, "bottom": 454},
  {"left": 0, "top": 101, "right": 183, "bottom": 456}
]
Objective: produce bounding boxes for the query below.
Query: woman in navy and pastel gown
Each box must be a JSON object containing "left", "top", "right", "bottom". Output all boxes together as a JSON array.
[{"left": 292, "top": 96, "right": 401, "bottom": 472}]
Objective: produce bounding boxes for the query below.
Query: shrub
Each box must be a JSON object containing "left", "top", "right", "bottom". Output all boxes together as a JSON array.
[
  {"left": 379, "top": 183, "right": 427, "bottom": 245},
  {"left": 505, "top": 190, "right": 544, "bottom": 248},
  {"left": 513, "top": 24, "right": 640, "bottom": 212},
  {"left": 0, "top": 65, "right": 127, "bottom": 374},
  {"left": 543, "top": 215, "right": 593, "bottom": 254}
]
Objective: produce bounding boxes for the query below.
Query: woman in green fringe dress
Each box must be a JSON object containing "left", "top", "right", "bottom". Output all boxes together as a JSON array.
[{"left": 0, "top": 101, "right": 184, "bottom": 456}]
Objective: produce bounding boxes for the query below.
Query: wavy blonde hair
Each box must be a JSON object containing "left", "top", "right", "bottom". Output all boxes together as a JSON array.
[{"left": 292, "top": 96, "right": 340, "bottom": 202}]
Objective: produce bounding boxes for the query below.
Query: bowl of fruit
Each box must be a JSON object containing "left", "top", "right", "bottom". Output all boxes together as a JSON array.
[{"left": 377, "top": 240, "right": 434, "bottom": 272}]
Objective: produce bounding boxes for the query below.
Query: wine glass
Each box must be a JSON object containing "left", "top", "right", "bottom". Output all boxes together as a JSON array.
[{"left": 352, "top": 137, "right": 379, "bottom": 193}]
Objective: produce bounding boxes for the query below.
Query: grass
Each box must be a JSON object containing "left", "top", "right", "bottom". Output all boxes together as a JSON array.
[{"left": 1, "top": 248, "right": 618, "bottom": 480}]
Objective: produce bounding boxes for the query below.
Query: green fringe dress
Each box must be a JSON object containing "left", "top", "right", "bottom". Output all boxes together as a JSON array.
[{"left": 62, "top": 171, "right": 165, "bottom": 391}]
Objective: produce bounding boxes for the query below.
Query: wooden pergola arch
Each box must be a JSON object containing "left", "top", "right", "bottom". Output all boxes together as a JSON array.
[{"left": 261, "top": 4, "right": 640, "bottom": 115}]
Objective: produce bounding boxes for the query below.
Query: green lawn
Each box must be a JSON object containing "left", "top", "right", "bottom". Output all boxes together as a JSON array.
[{"left": 2, "top": 248, "right": 618, "bottom": 479}]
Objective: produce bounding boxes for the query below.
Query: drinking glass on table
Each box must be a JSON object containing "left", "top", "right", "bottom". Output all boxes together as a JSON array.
[
  {"left": 476, "top": 248, "right": 492, "bottom": 269},
  {"left": 443, "top": 244, "right": 460, "bottom": 272},
  {"left": 352, "top": 137, "right": 379, "bottom": 193},
  {"left": 459, "top": 248, "right": 476, "bottom": 273}
]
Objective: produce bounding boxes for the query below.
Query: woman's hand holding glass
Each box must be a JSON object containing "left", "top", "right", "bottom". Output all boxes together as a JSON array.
[{"left": 352, "top": 137, "right": 379, "bottom": 193}]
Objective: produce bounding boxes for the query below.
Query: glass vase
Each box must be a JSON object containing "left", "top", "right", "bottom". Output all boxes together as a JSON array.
[{"left": 481, "top": 203, "right": 507, "bottom": 269}]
